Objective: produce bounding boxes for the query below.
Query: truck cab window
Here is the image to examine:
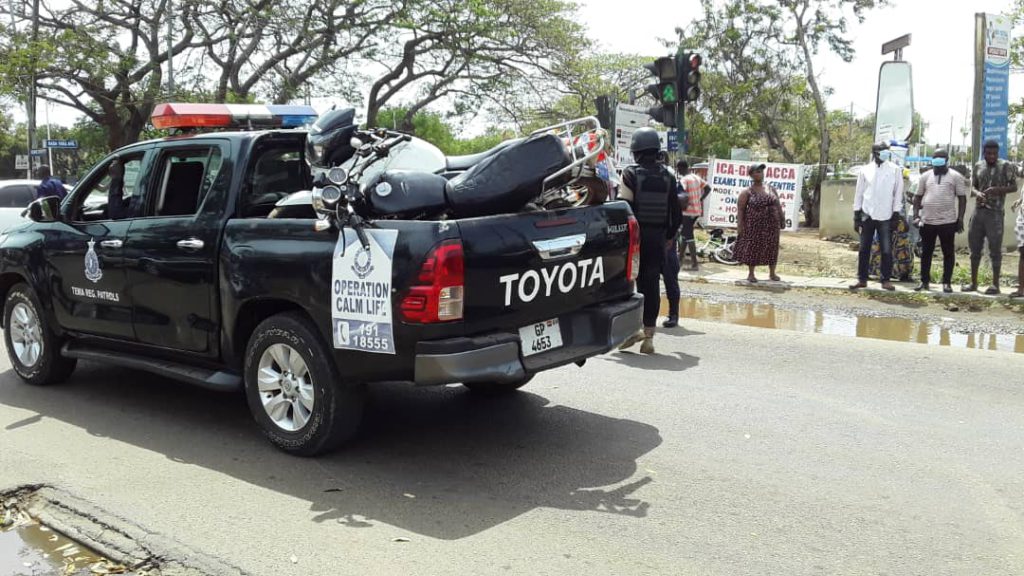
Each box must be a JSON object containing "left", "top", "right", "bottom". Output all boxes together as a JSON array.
[
  {"left": 243, "top": 146, "right": 309, "bottom": 218},
  {"left": 153, "top": 147, "right": 223, "bottom": 217},
  {"left": 71, "top": 154, "right": 145, "bottom": 222}
]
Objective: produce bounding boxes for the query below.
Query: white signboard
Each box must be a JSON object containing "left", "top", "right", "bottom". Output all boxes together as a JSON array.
[
  {"left": 614, "top": 103, "right": 649, "bottom": 165},
  {"left": 15, "top": 155, "right": 28, "bottom": 170},
  {"left": 705, "top": 160, "right": 803, "bottom": 232},
  {"left": 331, "top": 229, "right": 398, "bottom": 354}
]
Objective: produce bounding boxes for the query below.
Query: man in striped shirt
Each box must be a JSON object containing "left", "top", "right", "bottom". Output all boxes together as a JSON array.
[{"left": 912, "top": 150, "right": 967, "bottom": 293}]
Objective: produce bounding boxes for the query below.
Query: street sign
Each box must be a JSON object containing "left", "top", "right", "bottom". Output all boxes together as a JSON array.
[
  {"left": 15, "top": 155, "right": 28, "bottom": 170},
  {"left": 667, "top": 130, "right": 678, "bottom": 152},
  {"left": 30, "top": 149, "right": 47, "bottom": 156},
  {"left": 881, "top": 34, "right": 911, "bottom": 56},
  {"left": 44, "top": 139, "right": 78, "bottom": 149},
  {"left": 614, "top": 103, "right": 650, "bottom": 165}
]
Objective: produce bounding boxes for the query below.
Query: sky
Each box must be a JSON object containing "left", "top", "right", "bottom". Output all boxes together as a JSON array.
[
  {"left": 578, "top": 0, "right": 1022, "bottom": 147},
  {"left": 21, "top": 0, "right": 1023, "bottom": 149}
]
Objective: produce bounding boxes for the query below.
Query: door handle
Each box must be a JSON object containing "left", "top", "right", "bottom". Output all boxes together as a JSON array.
[
  {"left": 176, "top": 238, "right": 204, "bottom": 252},
  {"left": 99, "top": 239, "right": 123, "bottom": 249}
]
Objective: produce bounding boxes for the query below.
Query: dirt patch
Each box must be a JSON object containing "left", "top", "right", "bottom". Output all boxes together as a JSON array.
[{"left": 694, "top": 227, "right": 1022, "bottom": 287}]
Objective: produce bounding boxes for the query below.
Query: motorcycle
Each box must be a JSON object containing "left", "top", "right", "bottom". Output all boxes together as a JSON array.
[{"left": 272, "top": 108, "right": 611, "bottom": 232}]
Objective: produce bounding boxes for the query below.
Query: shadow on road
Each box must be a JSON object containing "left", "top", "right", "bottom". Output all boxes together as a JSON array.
[
  {"left": 605, "top": 351, "right": 700, "bottom": 372},
  {"left": 0, "top": 363, "right": 662, "bottom": 540}
]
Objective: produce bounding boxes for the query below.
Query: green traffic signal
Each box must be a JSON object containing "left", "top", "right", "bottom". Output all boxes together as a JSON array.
[{"left": 662, "top": 84, "right": 677, "bottom": 104}]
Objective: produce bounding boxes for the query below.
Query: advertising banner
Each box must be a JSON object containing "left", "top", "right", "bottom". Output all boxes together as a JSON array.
[
  {"left": 613, "top": 103, "right": 649, "bottom": 165},
  {"left": 979, "top": 13, "right": 1011, "bottom": 159},
  {"left": 705, "top": 160, "right": 803, "bottom": 232}
]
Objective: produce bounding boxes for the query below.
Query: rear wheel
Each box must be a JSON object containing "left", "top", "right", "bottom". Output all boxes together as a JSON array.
[
  {"left": 713, "top": 244, "right": 738, "bottom": 265},
  {"left": 462, "top": 375, "right": 534, "bottom": 395},
  {"left": 243, "top": 312, "right": 364, "bottom": 456},
  {"left": 3, "top": 283, "right": 76, "bottom": 385}
]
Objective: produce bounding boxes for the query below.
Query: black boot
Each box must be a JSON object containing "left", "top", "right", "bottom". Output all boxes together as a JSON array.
[
  {"left": 662, "top": 299, "right": 679, "bottom": 328},
  {"left": 687, "top": 240, "right": 699, "bottom": 270}
]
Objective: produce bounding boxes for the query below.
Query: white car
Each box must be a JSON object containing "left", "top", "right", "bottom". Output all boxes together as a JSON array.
[{"left": 0, "top": 179, "right": 71, "bottom": 232}]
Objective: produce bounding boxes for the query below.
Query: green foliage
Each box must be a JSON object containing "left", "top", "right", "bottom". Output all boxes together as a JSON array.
[{"left": 375, "top": 107, "right": 516, "bottom": 155}]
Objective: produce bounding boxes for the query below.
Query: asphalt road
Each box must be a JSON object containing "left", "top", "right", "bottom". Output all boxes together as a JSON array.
[{"left": 1, "top": 320, "right": 1023, "bottom": 575}]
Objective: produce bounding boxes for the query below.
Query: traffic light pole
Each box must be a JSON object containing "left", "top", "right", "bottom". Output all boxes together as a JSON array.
[{"left": 676, "top": 46, "right": 686, "bottom": 158}]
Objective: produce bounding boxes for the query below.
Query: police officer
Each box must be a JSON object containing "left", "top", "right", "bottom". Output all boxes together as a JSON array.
[{"left": 618, "top": 127, "right": 682, "bottom": 354}]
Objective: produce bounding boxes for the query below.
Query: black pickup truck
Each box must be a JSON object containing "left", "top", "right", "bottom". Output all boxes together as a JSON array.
[{"left": 0, "top": 122, "right": 641, "bottom": 455}]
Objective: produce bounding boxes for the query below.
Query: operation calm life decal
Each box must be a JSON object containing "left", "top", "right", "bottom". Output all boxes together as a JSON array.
[{"left": 331, "top": 229, "right": 398, "bottom": 354}]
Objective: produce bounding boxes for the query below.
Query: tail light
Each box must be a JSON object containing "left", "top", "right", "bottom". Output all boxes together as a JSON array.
[
  {"left": 401, "top": 240, "right": 464, "bottom": 323},
  {"left": 626, "top": 216, "right": 640, "bottom": 282}
]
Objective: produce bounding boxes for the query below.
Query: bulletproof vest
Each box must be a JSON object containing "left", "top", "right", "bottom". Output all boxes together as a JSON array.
[{"left": 629, "top": 164, "right": 672, "bottom": 228}]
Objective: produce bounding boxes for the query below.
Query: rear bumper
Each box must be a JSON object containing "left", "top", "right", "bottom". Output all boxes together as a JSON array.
[{"left": 414, "top": 294, "right": 643, "bottom": 386}]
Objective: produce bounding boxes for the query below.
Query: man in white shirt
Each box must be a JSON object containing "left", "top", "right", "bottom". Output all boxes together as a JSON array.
[{"left": 850, "top": 142, "right": 904, "bottom": 291}]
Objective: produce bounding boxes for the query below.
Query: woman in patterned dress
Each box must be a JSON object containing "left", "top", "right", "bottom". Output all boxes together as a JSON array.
[
  {"left": 733, "top": 163, "right": 785, "bottom": 283},
  {"left": 1012, "top": 196, "right": 1024, "bottom": 298}
]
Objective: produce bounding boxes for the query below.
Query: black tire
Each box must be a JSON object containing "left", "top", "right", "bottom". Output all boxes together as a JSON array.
[
  {"left": 3, "top": 283, "right": 76, "bottom": 385},
  {"left": 462, "top": 375, "right": 534, "bottom": 395},
  {"left": 243, "top": 312, "right": 364, "bottom": 456},
  {"left": 713, "top": 245, "right": 738, "bottom": 265}
]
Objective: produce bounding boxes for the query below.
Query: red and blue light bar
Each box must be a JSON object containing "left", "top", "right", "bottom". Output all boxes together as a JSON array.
[{"left": 151, "top": 103, "right": 318, "bottom": 130}]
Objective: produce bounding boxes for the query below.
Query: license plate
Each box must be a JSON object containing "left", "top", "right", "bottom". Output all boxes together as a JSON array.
[{"left": 519, "top": 318, "right": 563, "bottom": 357}]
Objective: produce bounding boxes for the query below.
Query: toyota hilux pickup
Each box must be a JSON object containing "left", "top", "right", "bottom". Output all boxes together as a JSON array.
[{"left": 0, "top": 104, "right": 642, "bottom": 455}]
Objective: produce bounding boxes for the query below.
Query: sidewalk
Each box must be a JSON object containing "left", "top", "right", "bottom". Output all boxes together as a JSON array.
[{"left": 678, "top": 267, "right": 1024, "bottom": 303}]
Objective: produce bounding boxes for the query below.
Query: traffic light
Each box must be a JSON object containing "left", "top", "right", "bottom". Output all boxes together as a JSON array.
[
  {"left": 644, "top": 56, "right": 678, "bottom": 128},
  {"left": 679, "top": 52, "right": 702, "bottom": 102}
]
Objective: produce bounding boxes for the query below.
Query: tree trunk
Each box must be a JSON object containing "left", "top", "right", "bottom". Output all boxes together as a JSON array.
[{"left": 794, "top": 18, "right": 827, "bottom": 228}]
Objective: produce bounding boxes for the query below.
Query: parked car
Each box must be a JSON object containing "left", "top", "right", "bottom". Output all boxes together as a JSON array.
[{"left": 0, "top": 179, "right": 73, "bottom": 233}]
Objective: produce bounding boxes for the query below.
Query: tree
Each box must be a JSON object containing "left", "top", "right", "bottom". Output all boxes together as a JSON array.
[
  {"left": 0, "top": 0, "right": 217, "bottom": 150},
  {"left": 360, "top": 0, "right": 583, "bottom": 131}
]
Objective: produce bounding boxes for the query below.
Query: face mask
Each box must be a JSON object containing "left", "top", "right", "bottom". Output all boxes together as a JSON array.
[
  {"left": 932, "top": 157, "right": 947, "bottom": 167},
  {"left": 879, "top": 151, "right": 892, "bottom": 161}
]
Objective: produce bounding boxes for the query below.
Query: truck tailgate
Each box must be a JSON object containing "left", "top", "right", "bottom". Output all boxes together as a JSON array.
[{"left": 456, "top": 201, "right": 635, "bottom": 334}]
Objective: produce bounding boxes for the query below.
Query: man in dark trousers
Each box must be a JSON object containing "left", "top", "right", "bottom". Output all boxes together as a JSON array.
[
  {"left": 965, "top": 139, "right": 1017, "bottom": 294},
  {"left": 912, "top": 150, "right": 967, "bottom": 293},
  {"left": 661, "top": 160, "right": 710, "bottom": 328},
  {"left": 617, "top": 127, "right": 682, "bottom": 354},
  {"left": 850, "top": 142, "right": 903, "bottom": 291}
]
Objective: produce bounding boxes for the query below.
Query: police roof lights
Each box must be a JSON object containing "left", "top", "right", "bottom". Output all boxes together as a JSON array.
[
  {"left": 151, "top": 103, "right": 319, "bottom": 130},
  {"left": 645, "top": 56, "right": 678, "bottom": 128}
]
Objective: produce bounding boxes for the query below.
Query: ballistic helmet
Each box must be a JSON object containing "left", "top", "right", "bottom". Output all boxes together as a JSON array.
[{"left": 630, "top": 127, "right": 661, "bottom": 154}]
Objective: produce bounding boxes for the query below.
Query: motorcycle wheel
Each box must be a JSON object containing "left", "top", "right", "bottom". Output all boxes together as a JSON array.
[{"left": 713, "top": 244, "right": 739, "bottom": 265}]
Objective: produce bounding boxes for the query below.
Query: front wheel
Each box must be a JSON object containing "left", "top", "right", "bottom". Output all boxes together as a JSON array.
[
  {"left": 462, "top": 375, "right": 534, "bottom": 395},
  {"left": 243, "top": 312, "right": 365, "bottom": 456},
  {"left": 3, "top": 283, "right": 76, "bottom": 385},
  {"left": 713, "top": 244, "right": 738, "bottom": 265}
]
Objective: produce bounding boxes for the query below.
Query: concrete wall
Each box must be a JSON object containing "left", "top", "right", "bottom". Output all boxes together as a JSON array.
[{"left": 819, "top": 179, "right": 1021, "bottom": 251}]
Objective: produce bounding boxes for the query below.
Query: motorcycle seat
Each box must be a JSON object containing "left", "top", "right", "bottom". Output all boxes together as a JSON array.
[{"left": 445, "top": 138, "right": 525, "bottom": 171}]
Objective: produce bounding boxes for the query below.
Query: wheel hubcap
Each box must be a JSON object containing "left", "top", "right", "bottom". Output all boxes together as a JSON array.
[
  {"left": 9, "top": 302, "right": 42, "bottom": 368},
  {"left": 257, "top": 343, "right": 314, "bottom": 432}
]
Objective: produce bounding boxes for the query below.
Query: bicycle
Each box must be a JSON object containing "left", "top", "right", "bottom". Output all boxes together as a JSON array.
[{"left": 693, "top": 222, "right": 739, "bottom": 265}]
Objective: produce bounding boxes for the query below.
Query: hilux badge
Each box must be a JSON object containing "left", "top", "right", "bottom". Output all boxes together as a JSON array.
[{"left": 84, "top": 239, "right": 103, "bottom": 283}]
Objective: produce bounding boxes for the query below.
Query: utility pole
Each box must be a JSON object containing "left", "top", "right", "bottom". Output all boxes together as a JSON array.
[
  {"left": 26, "top": 0, "right": 40, "bottom": 178},
  {"left": 949, "top": 115, "right": 954, "bottom": 153},
  {"left": 166, "top": 0, "right": 174, "bottom": 97}
]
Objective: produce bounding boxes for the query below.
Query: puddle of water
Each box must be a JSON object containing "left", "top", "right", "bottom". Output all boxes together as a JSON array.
[
  {"left": 664, "top": 297, "right": 1024, "bottom": 354},
  {"left": 0, "top": 518, "right": 133, "bottom": 576}
]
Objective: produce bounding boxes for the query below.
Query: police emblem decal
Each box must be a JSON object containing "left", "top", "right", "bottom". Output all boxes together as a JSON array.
[
  {"left": 351, "top": 246, "right": 374, "bottom": 279},
  {"left": 84, "top": 239, "right": 103, "bottom": 283}
]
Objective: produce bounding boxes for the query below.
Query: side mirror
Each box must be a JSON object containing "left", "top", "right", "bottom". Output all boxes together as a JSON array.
[
  {"left": 23, "top": 196, "right": 61, "bottom": 223},
  {"left": 874, "top": 61, "right": 914, "bottom": 143}
]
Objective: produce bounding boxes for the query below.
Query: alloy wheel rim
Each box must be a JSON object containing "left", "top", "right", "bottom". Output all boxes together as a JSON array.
[
  {"left": 257, "top": 343, "right": 314, "bottom": 432},
  {"left": 9, "top": 302, "right": 42, "bottom": 368}
]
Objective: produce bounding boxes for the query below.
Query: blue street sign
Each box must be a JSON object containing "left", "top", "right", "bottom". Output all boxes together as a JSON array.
[
  {"left": 29, "top": 149, "right": 47, "bottom": 157},
  {"left": 44, "top": 139, "right": 78, "bottom": 149},
  {"left": 667, "top": 130, "right": 678, "bottom": 152}
]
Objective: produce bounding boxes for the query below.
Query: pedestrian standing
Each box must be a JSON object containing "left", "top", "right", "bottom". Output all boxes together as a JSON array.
[
  {"left": 964, "top": 139, "right": 1017, "bottom": 294},
  {"left": 34, "top": 165, "right": 66, "bottom": 201},
  {"left": 911, "top": 150, "right": 967, "bottom": 293},
  {"left": 1012, "top": 195, "right": 1024, "bottom": 298},
  {"left": 661, "top": 160, "right": 709, "bottom": 328},
  {"left": 618, "top": 128, "right": 682, "bottom": 354},
  {"left": 733, "top": 163, "right": 784, "bottom": 283},
  {"left": 850, "top": 143, "right": 904, "bottom": 291}
]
